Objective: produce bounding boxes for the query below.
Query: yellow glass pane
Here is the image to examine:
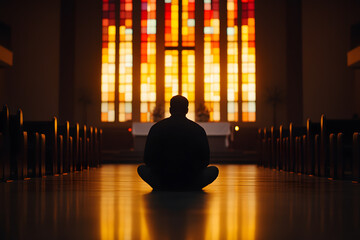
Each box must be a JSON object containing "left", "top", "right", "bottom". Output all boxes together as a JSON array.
[{"left": 140, "top": 0, "right": 156, "bottom": 122}]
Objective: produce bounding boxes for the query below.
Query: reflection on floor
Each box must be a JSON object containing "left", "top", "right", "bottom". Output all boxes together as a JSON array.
[{"left": 1, "top": 164, "right": 360, "bottom": 239}]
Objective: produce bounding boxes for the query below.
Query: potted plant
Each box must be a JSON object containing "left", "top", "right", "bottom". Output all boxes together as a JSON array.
[
  {"left": 152, "top": 104, "right": 164, "bottom": 122},
  {"left": 196, "top": 103, "right": 210, "bottom": 122},
  {"left": 265, "top": 86, "right": 284, "bottom": 128}
]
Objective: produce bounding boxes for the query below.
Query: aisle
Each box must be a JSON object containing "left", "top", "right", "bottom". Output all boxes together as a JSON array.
[{"left": 1, "top": 164, "right": 360, "bottom": 239}]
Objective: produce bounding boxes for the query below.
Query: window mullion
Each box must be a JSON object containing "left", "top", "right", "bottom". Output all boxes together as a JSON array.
[
  {"left": 178, "top": 0, "right": 183, "bottom": 95},
  {"left": 115, "top": 0, "right": 120, "bottom": 122},
  {"left": 220, "top": 0, "right": 228, "bottom": 122}
]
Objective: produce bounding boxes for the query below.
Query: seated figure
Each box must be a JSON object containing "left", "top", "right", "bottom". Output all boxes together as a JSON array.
[{"left": 137, "top": 95, "right": 219, "bottom": 191}]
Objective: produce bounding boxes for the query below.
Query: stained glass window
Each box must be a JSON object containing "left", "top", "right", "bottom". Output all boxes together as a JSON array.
[
  {"left": 140, "top": 0, "right": 157, "bottom": 122},
  {"left": 101, "top": 0, "right": 116, "bottom": 122},
  {"left": 101, "top": 0, "right": 256, "bottom": 123},
  {"left": 227, "top": 0, "right": 238, "bottom": 122},
  {"left": 119, "top": 0, "right": 133, "bottom": 122},
  {"left": 241, "top": 0, "right": 256, "bottom": 122},
  {"left": 204, "top": 0, "right": 220, "bottom": 121},
  {"left": 182, "top": 0, "right": 195, "bottom": 47},
  {"left": 164, "top": 0, "right": 178, "bottom": 47},
  {"left": 164, "top": 0, "right": 195, "bottom": 120},
  {"left": 164, "top": 50, "right": 179, "bottom": 118},
  {"left": 182, "top": 50, "right": 195, "bottom": 120}
]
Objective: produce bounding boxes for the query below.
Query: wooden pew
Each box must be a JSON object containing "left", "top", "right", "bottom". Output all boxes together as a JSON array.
[
  {"left": 328, "top": 133, "right": 345, "bottom": 179},
  {"left": 314, "top": 134, "right": 320, "bottom": 176},
  {"left": 320, "top": 114, "right": 360, "bottom": 178},
  {"left": 57, "top": 135, "right": 63, "bottom": 175},
  {"left": 257, "top": 128, "right": 264, "bottom": 167},
  {"left": 0, "top": 107, "right": 28, "bottom": 180},
  {"left": 0, "top": 132, "right": 2, "bottom": 179},
  {"left": 23, "top": 117, "right": 58, "bottom": 176},
  {"left": 259, "top": 114, "right": 360, "bottom": 182},
  {"left": 58, "top": 121, "right": 70, "bottom": 173},
  {"left": 97, "top": 128, "right": 102, "bottom": 167},
  {"left": 9, "top": 109, "right": 28, "bottom": 179},
  {"left": 295, "top": 135, "right": 306, "bottom": 174},
  {"left": 1, "top": 105, "right": 101, "bottom": 181},
  {"left": 306, "top": 119, "right": 320, "bottom": 175},
  {"left": 0, "top": 105, "right": 11, "bottom": 181},
  {"left": 279, "top": 125, "right": 290, "bottom": 171},
  {"left": 94, "top": 128, "right": 99, "bottom": 167},
  {"left": 289, "top": 123, "right": 306, "bottom": 173},
  {"left": 270, "top": 126, "right": 280, "bottom": 169},
  {"left": 27, "top": 132, "right": 46, "bottom": 177},
  {"left": 259, "top": 127, "right": 274, "bottom": 168},
  {"left": 92, "top": 127, "right": 102, "bottom": 168},
  {"left": 69, "top": 136, "right": 73, "bottom": 172},
  {"left": 87, "top": 126, "right": 94, "bottom": 167},
  {"left": 70, "top": 123, "right": 80, "bottom": 172},
  {"left": 284, "top": 137, "right": 290, "bottom": 171},
  {"left": 79, "top": 125, "right": 87, "bottom": 170},
  {"left": 352, "top": 133, "right": 360, "bottom": 182},
  {"left": 261, "top": 128, "right": 270, "bottom": 167}
]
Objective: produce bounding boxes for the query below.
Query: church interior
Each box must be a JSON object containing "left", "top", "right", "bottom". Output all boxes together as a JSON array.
[{"left": 1, "top": 0, "right": 360, "bottom": 239}]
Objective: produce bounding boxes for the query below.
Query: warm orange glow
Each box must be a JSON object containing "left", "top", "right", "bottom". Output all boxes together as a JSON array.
[
  {"left": 99, "top": 165, "right": 256, "bottom": 240},
  {"left": 164, "top": 50, "right": 179, "bottom": 118},
  {"left": 204, "top": 0, "right": 220, "bottom": 122},
  {"left": 141, "top": 0, "right": 157, "bottom": 122},
  {"left": 118, "top": 0, "right": 133, "bottom": 122},
  {"left": 101, "top": 0, "right": 256, "bottom": 123},
  {"left": 100, "top": 165, "right": 151, "bottom": 240},
  {"left": 101, "top": 0, "right": 116, "bottom": 122},
  {"left": 181, "top": 50, "right": 195, "bottom": 120},
  {"left": 165, "top": 0, "right": 179, "bottom": 47},
  {"left": 181, "top": 0, "right": 195, "bottom": 47},
  {"left": 227, "top": 0, "right": 238, "bottom": 122},
  {"left": 205, "top": 165, "right": 257, "bottom": 239},
  {"left": 241, "top": 0, "right": 256, "bottom": 122}
]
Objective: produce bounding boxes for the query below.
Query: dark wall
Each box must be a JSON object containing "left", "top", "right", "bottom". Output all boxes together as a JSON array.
[
  {"left": 0, "top": 0, "right": 101, "bottom": 125},
  {"left": 74, "top": 0, "right": 102, "bottom": 127},
  {"left": 0, "top": 69, "right": 8, "bottom": 105},
  {"left": 302, "top": 0, "right": 360, "bottom": 121},
  {"left": 256, "top": 0, "right": 287, "bottom": 128},
  {"left": 0, "top": 0, "right": 60, "bottom": 120}
]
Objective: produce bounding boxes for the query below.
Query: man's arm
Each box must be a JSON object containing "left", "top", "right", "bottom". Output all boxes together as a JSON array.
[
  {"left": 200, "top": 128, "right": 210, "bottom": 168},
  {"left": 143, "top": 127, "right": 155, "bottom": 166}
]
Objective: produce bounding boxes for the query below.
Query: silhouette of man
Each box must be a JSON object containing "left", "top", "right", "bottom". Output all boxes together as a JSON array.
[{"left": 137, "top": 95, "right": 219, "bottom": 191}]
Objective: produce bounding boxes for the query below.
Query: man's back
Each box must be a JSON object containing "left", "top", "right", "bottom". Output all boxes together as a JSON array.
[
  {"left": 144, "top": 115, "right": 210, "bottom": 179},
  {"left": 138, "top": 95, "right": 218, "bottom": 191}
]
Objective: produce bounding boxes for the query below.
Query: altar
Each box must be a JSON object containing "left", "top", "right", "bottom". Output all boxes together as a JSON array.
[{"left": 132, "top": 122, "right": 231, "bottom": 152}]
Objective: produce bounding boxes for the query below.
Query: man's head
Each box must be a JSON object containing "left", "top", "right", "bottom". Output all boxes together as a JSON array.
[{"left": 170, "top": 95, "right": 189, "bottom": 116}]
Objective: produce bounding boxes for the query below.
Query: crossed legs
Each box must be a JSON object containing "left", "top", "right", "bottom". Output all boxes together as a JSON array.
[{"left": 137, "top": 165, "right": 219, "bottom": 191}]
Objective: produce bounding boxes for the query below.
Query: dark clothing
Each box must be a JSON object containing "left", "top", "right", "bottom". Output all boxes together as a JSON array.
[
  {"left": 143, "top": 115, "right": 211, "bottom": 189},
  {"left": 138, "top": 165, "right": 218, "bottom": 191}
]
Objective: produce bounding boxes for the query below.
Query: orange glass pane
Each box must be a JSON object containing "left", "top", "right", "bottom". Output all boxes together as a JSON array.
[
  {"left": 165, "top": 0, "right": 179, "bottom": 47},
  {"left": 101, "top": 0, "right": 116, "bottom": 122},
  {"left": 227, "top": 0, "right": 238, "bottom": 122},
  {"left": 182, "top": 0, "right": 195, "bottom": 47},
  {"left": 140, "top": 0, "right": 156, "bottom": 122},
  {"left": 241, "top": 0, "right": 256, "bottom": 122},
  {"left": 182, "top": 50, "right": 195, "bottom": 120},
  {"left": 164, "top": 50, "right": 179, "bottom": 118},
  {"left": 204, "top": 0, "right": 220, "bottom": 122},
  {"left": 118, "top": 0, "right": 133, "bottom": 122}
]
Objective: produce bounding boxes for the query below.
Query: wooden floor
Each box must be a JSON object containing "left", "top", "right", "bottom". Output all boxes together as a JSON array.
[{"left": 1, "top": 164, "right": 360, "bottom": 240}]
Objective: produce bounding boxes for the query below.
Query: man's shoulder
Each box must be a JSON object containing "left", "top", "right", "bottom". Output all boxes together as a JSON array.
[
  {"left": 149, "top": 118, "right": 170, "bottom": 130},
  {"left": 185, "top": 119, "right": 207, "bottom": 133}
]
